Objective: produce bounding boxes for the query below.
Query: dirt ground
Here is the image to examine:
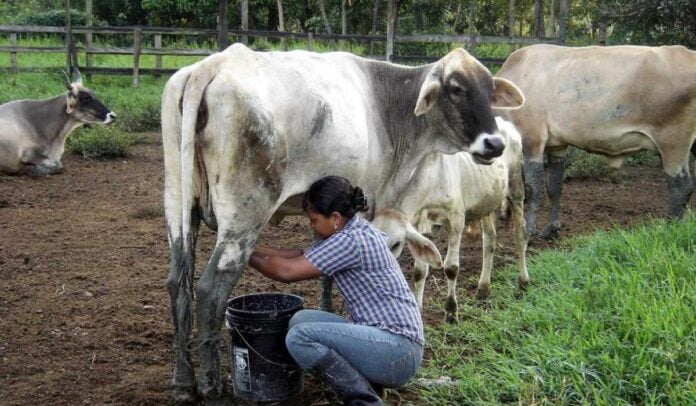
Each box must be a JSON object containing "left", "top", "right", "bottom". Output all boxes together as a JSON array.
[{"left": 1, "top": 135, "right": 693, "bottom": 406}]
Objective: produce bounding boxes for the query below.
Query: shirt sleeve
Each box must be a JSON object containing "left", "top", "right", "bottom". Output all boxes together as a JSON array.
[{"left": 304, "top": 232, "right": 361, "bottom": 276}]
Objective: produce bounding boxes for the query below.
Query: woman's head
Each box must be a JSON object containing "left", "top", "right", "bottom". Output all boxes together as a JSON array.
[{"left": 303, "top": 176, "right": 369, "bottom": 238}]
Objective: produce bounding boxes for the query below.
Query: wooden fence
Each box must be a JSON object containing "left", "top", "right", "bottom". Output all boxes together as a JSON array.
[{"left": 0, "top": 24, "right": 559, "bottom": 85}]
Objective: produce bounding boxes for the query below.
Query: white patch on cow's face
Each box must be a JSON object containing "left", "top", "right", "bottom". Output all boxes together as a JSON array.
[{"left": 469, "top": 131, "right": 506, "bottom": 165}]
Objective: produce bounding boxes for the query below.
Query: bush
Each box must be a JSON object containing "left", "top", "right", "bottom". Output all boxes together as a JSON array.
[
  {"left": 564, "top": 148, "right": 621, "bottom": 183},
  {"left": 68, "top": 126, "right": 135, "bottom": 159}
]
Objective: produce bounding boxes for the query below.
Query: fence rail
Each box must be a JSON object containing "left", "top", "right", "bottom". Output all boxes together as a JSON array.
[{"left": 0, "top": 24, "right": 559, "bottom": 84}]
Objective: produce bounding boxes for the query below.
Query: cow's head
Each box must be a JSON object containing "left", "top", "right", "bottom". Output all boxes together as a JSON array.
[
  {"left": 414, "top": 49, "right": 524, "bottom": 165},
  {"left": 372, "top": 209, "right": 443, "bottom": 269},
  {"left": 63, "top": 69, "right": 117, "bottom": 125}
]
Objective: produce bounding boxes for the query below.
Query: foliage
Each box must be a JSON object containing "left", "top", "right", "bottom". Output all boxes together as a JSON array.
[
  {"left": 67, "top": 126, "right": 136, "bottom": 159},
  {"left": 416, "top": 213, "right": 696, "bottom": 404},
  {"left": 564, "top": 147, "right": 622, "bottom": 183},
  {"left": 599, "top": 0, "right": 696, "bottom": 47}
]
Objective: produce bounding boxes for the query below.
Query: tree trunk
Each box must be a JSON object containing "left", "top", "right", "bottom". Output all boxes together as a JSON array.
[
  {"left": 369, "top": 0, "right": 380, "bottom": 55},
  {"left": 318, "top": 0, "right": 332, "bottom": 34},
  {"left": 452, "top": 1, "right": 462, "bottom": 34},
  {"left": 340, "top": 0, "right": 347, "bottom": 48},
  {"left": 534, "top": 0, "right": 544, "bottom": 38},
  {"left": 508, "top": 0, "right": 515, "bottom": 37},
  {"left": 550, "top": 0, "right": 556, "bottom": 37},
  {"left": 277, "top": 0, "right": 287, "bottom": 51},
  {"left": 386, "top": 0, "right": 399, "bottom": 62},
  {"left": 559, "top": 0, "right": 568, "bottom": 44},
  {"left": 217, "top": 0, "right": 228, "bottom": 50},
  {"left": 598, "top": 20, "right": 607, "bottom": 45},
  {"left": 467, "top": 0, "right": 476, "bottom": 36},
  {"left": 240, "top": 0, "right": 249, "bottom": 44}
]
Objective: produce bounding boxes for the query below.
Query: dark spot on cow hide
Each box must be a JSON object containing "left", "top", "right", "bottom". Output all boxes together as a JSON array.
[
  {"left": 196, "top": 96, "right": 208, "bottom": 133},
  {"left": 310, "top": 98, "right": 332, "bottom": 139}
]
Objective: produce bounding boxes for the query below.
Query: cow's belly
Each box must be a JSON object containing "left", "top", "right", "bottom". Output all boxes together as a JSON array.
[{"left": 549, "top": 124, "right": 658, "bottom": 156}]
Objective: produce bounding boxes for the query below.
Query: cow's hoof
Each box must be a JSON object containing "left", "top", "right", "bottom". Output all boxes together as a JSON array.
[
  {"left": 476, "top": 286, "right": 490, "bottom": 300},
  {"left": 518, "top": 278, "right": 531, "bottom": 290},
  {"left": 444, "top": 313, "right": 458, "bottom": 324},
  {"left": 172, "top": 386, "right": 197, "bottom": 404},
  {"left": 539, "top": 225, "right": 560, "bottom": 240}
]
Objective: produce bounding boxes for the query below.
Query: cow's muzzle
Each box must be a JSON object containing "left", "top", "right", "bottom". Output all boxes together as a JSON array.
[
  {"left": 470, "top": 132, "right": 505, "bottom": 165},
  {"left": 104, "top": 111, "right": 117, "bottom": 125}
]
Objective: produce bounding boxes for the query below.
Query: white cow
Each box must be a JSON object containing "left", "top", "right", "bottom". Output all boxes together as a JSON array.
[
  {"left": 373, "top": 117, "right": 529, "bottom": 323},
  {"left": 161, "top": 43, "right": 524, "bottom": 401}
]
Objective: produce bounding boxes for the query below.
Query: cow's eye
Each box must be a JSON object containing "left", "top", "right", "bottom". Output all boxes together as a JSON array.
[{"left": 449, "top": 85, "right": 466, "bottom": 98}]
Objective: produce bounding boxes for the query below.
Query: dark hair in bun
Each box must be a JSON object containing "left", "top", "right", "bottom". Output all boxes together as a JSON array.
[{"left": 303, "top": 176, "right": 370, "bottom": 218}]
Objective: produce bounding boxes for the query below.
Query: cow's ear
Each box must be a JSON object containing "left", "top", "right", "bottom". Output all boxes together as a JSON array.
[
  {"left": 414, "top": 65, "right": 443, "bottom": 116},
  {"left": 491, "top": 77, "right": 525, "bottom": 110},
  {"left": 404, "top": 224, "right": 443, "bottom": 268}
]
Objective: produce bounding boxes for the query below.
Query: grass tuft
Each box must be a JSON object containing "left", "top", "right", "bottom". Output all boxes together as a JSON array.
[{"left": 67, "top": 126, "right": 136, "bottom": 159}]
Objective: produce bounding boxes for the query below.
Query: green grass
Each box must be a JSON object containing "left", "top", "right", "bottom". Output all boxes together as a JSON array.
[
  {"left": 565, "top": 148, "right": 663, "bottom": 183},
  {"left": 414, "top": 212, "right": 696, "bottom": 404}
]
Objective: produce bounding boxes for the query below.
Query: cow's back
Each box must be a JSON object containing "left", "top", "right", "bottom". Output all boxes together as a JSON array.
[{"left": 497, "top": 44, "right": 696, "bottom": 159}]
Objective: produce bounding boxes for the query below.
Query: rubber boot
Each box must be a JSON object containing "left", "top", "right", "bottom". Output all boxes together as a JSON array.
[{"left": 311, "top": 349, "right": 383, "bottom": 406}]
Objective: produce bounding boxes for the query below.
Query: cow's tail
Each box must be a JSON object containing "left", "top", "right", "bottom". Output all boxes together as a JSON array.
[{"left": 180, "top": 63, "right": 217, "bottom": 264}]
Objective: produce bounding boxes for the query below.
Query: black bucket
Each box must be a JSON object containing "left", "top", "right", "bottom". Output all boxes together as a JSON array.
[{"left": 225, "top": 293, "right": 304, "bottom": 404}]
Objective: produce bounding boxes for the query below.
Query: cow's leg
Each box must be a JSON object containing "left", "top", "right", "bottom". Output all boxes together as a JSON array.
[
  {"left": 476, "top": 214, "right": 497, "bottom": 300},
  {"left": 165, "top": 210, "right": 200, "bottom": 402},
  {"left": 21, "top": 149, "right": 63, "bottom": 176},
  {"left": 523, "top": 157, "right": 544, "bottom": 237},
  {"left": 443, "top": 214, "right": 464, "bottom": 323},
  {"left": 665, "top": 168, "right": 693, "bottom": 217},
  {"left": 319, "top": 275, "right": 335, "bottom": 312},
  {"left": 509, "top": 196, "right": 530, "bottom": 289},
  {"left": 413, "top": 259, "right": 429, "bottom": 310},
  {"left": 195, "top": 216, "right": 264, "bottom": 400},
  {"left": 659, "top": 139, "right": 694, "bottom": 217},
  {"left": 540, "top": 151, "right": 567, "bottom": 240}
]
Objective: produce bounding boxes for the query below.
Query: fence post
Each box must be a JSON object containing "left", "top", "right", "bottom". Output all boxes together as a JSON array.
[
  {"left": 65, "top": 0, "right": 72, "bottom": 73},
  {"left": 469, "top": 35, "right": 477, "bottom": 58},
  {"left": 154, "top": 34, "right": 162, "bottom": 79},
  {"left": 386, "top": 0, "right": 399, "bottom": 62},
  {"left": 10, "top": 32, "right": 17, "bottom": 72},
  {"left": 307, "top": 32, "right": 313, "bottom": 51},
  {"left": 132, "top": 27, "right": 142, "bottom": 87},
  {"left": 85, "top": 0, "right": 93, "bottom": 76}
]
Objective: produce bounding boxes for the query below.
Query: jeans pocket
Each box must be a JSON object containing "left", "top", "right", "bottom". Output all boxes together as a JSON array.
[{"left": 387, "top": 340, "right": 421, "bottom": 387}]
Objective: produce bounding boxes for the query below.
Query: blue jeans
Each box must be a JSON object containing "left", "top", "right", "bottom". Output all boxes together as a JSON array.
[{"left": 285, "top": 309, "right": 423, "bottom": 388}]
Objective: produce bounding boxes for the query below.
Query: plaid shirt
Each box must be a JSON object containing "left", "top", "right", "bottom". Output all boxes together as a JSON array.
[{"left": 304, "top": 216, "right": 424, "bottom": 345}]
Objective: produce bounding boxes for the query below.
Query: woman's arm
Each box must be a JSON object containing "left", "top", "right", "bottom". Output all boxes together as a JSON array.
[
  {"left": 249, "top": 252, "right": 321, "bottom": 283},
  {"left": 253, "top": 245, "right": 304, "bottom": 258}
]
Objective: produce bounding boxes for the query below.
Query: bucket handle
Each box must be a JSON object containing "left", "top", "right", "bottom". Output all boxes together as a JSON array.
[{"left": 233, "top": 325, "right": 298, "bottom": 369}]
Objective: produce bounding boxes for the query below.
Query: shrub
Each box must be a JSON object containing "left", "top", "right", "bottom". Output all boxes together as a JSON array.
[
  {"left": 564, "top": 147, "right": 621, "bottom": 183},
  {"left": 68, "top": 126, "right": 135, "bottom": 159}
]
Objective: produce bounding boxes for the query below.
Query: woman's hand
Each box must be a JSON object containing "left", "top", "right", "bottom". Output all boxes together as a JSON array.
[{"left": 248, "top": 248, "right": 321, "bottom": 283}]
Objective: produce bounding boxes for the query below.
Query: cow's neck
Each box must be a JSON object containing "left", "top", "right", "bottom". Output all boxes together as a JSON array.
[
  {"left": 26, "top": 95, "right": 83, "bottom": 143},
  {"left": 364, "top": 61, "right": 438, "bottom": 210}
]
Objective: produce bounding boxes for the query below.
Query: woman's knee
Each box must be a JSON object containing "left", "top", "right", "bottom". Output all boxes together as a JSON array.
[{"left": 285, "top": 324, "right": 325, "bottom": 369}]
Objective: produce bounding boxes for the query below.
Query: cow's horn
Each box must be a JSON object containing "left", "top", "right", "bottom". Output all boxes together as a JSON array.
[
  {"left": 72, "top": 67, "right": 83, "bottom": 85},
  {"left": 62, "top": 70, "right": 72, "bottom": 90}
]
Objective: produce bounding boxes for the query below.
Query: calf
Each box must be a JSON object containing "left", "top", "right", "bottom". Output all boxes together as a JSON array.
[
  {"left": 0, "top": 69, "right": 116, "bottom": 176},
  {"left": 373, "top": 118, "right": 529, "bottom": 323}
]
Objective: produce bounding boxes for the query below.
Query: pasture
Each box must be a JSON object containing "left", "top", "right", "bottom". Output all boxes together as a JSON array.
[{"left": 1, "top": 129, "right": 693, "bottom": 404}]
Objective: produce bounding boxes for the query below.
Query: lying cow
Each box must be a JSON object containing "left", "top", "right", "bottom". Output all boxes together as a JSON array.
[
  {"left": 372, "top": 117, "right": 529, "bottom": 323},
  {"left": 497, "top": 44, "right": 696, "bottom": 239},
  {"left": 161, "top": 44, "right": 524, "bottom": 401},
  {"left": 0, "top": 69, "right": 116, "bottom": 176}
]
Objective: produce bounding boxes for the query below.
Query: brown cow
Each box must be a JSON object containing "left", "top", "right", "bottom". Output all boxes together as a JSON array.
[{"left": 497, "top": 44, "right": 696, "bottom": 239}]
